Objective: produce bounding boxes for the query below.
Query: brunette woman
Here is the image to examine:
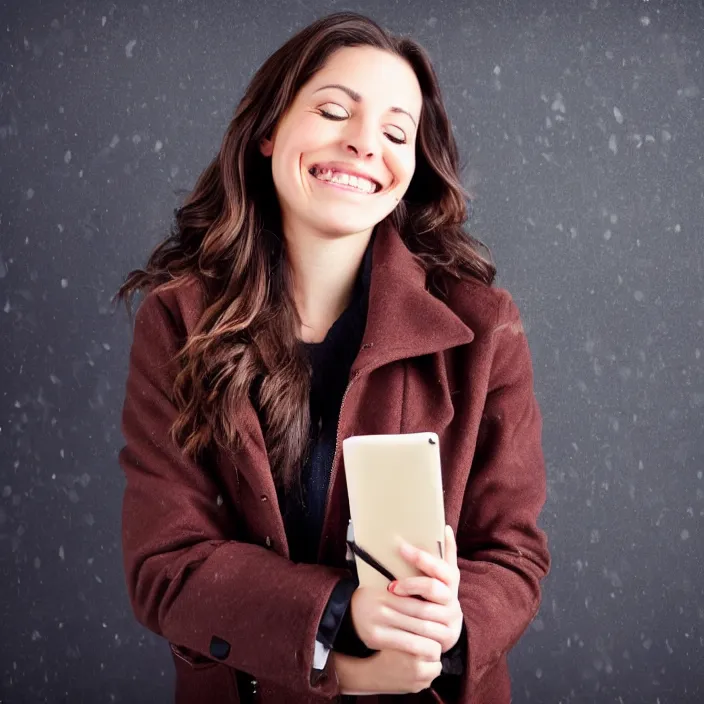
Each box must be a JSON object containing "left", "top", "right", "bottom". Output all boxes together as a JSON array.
[{"left": 115, "top": 11, "right": 550, "bottom": 704}]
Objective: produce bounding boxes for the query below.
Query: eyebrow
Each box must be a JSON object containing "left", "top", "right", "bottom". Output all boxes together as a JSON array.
[{"left": 313, "top": 83, "right": 418, "bottom": 129}]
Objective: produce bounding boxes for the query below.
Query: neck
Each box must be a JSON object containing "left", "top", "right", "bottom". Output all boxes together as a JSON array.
[{"left": 284, "top": 226, "right": 372, "bottom": 343}]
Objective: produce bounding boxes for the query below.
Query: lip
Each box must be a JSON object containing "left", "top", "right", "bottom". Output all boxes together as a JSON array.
[{"left": 309, "top": 162, "right": 383, "bottom": 192}]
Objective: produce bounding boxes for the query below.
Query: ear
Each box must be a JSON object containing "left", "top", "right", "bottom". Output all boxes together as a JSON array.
[{"left": 259, "top": 133, "right": 274, "bottom": 157}]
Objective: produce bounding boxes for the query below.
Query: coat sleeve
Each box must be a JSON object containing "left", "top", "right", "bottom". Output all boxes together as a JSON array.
[
  {"left": 432, "top": 289, "right": 551, "bottom": 702},
  {"left": 118, "top": 290, "right": 350, "bottom": 698}
]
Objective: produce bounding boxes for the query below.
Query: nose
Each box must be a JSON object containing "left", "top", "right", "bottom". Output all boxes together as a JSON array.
[
  {"left": 347, "top": 142, "right": 374, "bottom": 159},
  {"left": 345, "top": 121, "right": 379, "bottom": 160}
]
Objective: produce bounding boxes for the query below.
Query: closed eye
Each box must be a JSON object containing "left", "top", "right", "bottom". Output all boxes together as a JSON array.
[{"left": 318, "top": 109, "right": 407, "bottom": 145}]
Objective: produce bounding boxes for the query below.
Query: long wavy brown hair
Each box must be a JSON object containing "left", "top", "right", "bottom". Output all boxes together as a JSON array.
[{"left": 113, "top": 11, "right": 496, "bottom": 496}]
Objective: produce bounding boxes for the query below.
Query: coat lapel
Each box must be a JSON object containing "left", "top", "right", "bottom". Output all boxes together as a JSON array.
[{"left": 350, "top": 217, "right": 475, "bottom": 375}]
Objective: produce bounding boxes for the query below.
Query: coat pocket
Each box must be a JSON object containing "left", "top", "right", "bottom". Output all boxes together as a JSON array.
[
  {"left": 170, "top": 642, "right": 219, "bottom": 669},
  {"left": 170, "top": 642, "right": 240, "bottom": 703}
]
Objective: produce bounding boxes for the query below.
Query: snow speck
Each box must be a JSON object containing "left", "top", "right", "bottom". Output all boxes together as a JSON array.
[{"left": 551, "top": 93, "right": 566, "bottom": 114}]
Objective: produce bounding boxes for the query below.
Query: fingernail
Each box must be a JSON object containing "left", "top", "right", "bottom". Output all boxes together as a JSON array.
[{"left": 387, "top": 581, "right": 397, "bottom": 593}]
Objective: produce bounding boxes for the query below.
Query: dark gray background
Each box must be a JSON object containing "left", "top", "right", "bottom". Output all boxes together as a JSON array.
[{"left": 1, "top": 0, "right": 702, "bottom": 702}]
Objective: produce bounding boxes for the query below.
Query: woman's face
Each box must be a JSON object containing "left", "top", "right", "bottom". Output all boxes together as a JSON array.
[{"left": 259, "top": 45, "right": 423, "bottom": 239}]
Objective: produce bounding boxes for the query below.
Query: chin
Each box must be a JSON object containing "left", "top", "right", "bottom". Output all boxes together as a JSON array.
[
  {"left": 305, "top": 206, "right": 372, "bottom": 230},
  {"left": 319, "top": 221, "right": 368, "bottom": 236}
]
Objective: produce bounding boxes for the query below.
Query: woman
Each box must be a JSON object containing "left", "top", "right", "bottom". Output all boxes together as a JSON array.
[{"left": 114, "top": 11, "right": 550, "bottom": 704}]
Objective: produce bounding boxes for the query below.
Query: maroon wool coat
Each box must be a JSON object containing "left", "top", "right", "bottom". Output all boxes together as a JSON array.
[{"left": 118, "top": 218, "right": 551, "bottom": 704}]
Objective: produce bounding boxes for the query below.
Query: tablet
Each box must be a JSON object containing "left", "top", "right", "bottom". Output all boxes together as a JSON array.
[{"left": 342, "top": 432, "right": 446, "bottom": 590}]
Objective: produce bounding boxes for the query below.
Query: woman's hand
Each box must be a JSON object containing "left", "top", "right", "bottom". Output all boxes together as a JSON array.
[
  {"left": 332, "top": 649, "right": 443, "bottom": 696},
  {"left": 388, "top": 524, "right": 464, "bottom": 654},
  {"left": 348, "top": 525, "right": 463, "bottom": 657},
  {"left": 349, "top": 585, "right": 443, "bottom": 660}
]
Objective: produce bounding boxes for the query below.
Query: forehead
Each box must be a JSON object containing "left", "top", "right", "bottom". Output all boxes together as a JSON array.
[{"left": 301, "top": 46, "right": 423, "bottom": 119}]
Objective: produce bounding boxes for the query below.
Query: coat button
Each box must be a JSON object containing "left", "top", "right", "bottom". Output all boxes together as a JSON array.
[{"left": 209, "top": 635, "right": 230, "bottom": 660}]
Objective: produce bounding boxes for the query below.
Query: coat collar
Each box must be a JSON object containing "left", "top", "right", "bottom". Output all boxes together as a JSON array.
[{"left": 350, "top": 217, "right": 475, "bottom": 375}]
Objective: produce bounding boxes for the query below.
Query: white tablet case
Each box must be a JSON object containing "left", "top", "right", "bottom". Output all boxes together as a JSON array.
[{"left": 342, "top": 432, "right": 446, "bottom": 590}]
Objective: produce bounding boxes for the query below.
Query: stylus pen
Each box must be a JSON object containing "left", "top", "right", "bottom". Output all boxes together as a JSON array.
[
  {"left": 346, "top": 540, "right": 429, "bottom": 602},
  {"left": 346, "top": 540, "right": 397, "bottom": 582}
]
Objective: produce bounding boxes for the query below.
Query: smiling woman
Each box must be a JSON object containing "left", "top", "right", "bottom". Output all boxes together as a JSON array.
[{"left": 113, "top": 10, "right": 549, "bottom": 704}]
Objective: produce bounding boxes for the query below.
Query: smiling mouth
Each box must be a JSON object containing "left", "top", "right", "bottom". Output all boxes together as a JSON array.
[{"left": 308, "top": 166, "right": 383, "bottom": 194}]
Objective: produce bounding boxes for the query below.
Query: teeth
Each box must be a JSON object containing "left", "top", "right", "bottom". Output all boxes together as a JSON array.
[{"left": 310, "top": 166, "right": 378, "bottom": 193}]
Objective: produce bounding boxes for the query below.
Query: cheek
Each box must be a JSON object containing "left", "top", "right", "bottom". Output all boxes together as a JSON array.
[
  {"left": 389, "top": 151, "right": 415, "bottom": 188},
  {"left": 291, "top": 114, "right": 331, "bottom": 153},
  {"left": 282, "top": 129, "right": 332, "bottom": 184},
  {"left": 401, "top": 154, "right": 416, "bottom": 182}
]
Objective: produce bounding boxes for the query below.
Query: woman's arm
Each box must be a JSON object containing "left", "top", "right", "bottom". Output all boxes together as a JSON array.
[
  {"left": 332, "top": 650, "right": 443, "bottom": 695},
  {"left": 331, "top": 652, "right": 369, "bottom": 694},
  {"left": 437, "top": 290, "right": 551, "bottom": 699},
  {"left": 119, "top": 291, "right": 352, "bottom": 699}
]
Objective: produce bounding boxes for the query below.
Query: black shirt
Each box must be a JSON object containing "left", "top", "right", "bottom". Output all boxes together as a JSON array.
[{"left": 277, "top": 232, "right": 374, "bottom": 564}]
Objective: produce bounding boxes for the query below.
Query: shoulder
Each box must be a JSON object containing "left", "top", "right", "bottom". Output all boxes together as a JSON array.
[
  {"left": 441, "top": 275, "right": 524, "bottom": 341},
  {"left": 440, "top": 277, "right": 537, "bottom": 394},
  {"left": 134, "top": 274, "right": 209, "bottom": 340}
]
